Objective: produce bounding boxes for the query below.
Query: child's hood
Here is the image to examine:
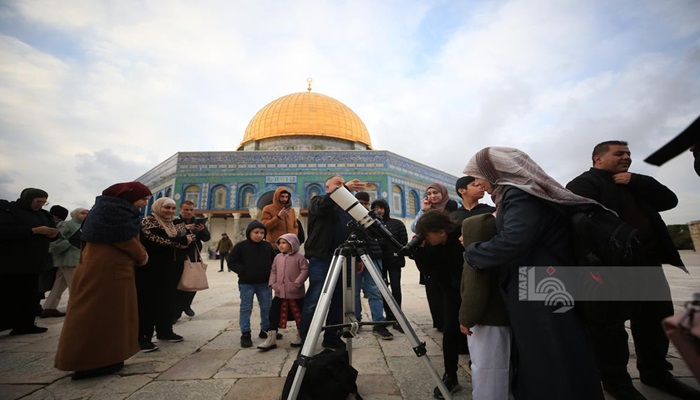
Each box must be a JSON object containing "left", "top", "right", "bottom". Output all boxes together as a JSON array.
[
  {"left": 277, "top": 233, "right": 300, "bottom": 254},
  {"left": 245, "top": 220, "right": 267, "bottom": 240}
]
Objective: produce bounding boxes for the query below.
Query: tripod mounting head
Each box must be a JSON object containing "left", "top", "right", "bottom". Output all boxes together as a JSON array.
[{"left": 329, "top": 186, "right": 405, "bottom": 254}]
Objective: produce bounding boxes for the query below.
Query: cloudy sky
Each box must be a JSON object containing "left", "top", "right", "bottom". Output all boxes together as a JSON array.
[{"left": 1, "top": 0, "right": 698, "bottom": 224}]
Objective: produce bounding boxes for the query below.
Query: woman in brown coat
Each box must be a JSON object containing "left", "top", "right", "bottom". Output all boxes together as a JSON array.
[{"left": 55, "top": 182, "right": 151, "bottom": 380}]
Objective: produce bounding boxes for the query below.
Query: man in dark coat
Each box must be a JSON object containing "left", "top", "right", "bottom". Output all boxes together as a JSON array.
[
  {"left": 567, "top": 140, "right": 700, "bottom": 400},
  {"left": 301, "top": 175, "right": 365, "bottom": 349},
  {"left": 0, "top": 188, "right": 58, "bottom": 335}
]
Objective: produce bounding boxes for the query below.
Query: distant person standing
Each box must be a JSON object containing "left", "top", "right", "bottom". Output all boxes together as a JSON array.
[
  {"left": 567, "top": 140, "right": 699, "bottom": 400},
  {"left": 216, "top": 233, "right": 233, "bottom": 272},
  {"left": 172, "top": 200, "right": 210, "bottom": 320},
  {"left": 0, "top": 188, "right": 58, "bottom": 335},
  {"left": 261, "top": 186, "right": 298, "bottom": 251},
  {"left": 42, "top": 207, "right": 89, "bottom": 318},
  {"left": 55, "top": 182, "right": 150, "bottom": 379}
]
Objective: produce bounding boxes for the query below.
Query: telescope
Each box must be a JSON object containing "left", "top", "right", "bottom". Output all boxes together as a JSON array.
[{"left": 329, "top": 185, "right": 417, "bottom": 256}]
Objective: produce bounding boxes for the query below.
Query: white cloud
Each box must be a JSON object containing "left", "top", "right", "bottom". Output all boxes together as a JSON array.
[{"left": 0, "top": 0, "right": 698, "bottom": 224}]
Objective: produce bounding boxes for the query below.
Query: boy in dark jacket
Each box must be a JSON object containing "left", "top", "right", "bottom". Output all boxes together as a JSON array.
[
  {"left": 228, "top": 220, "right": 275, "bottom": 348},
  {"left": 370, "top": 198, "right": 408, "bottom": 333}
]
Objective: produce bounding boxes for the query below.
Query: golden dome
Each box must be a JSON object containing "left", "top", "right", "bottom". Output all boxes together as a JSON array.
[{"left": 239, "top": 91, "right": 372, "bottom": 150}]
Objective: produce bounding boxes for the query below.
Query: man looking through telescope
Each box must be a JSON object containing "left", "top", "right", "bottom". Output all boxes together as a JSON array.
[{"left": 300, "top": 175, "right": 366, "bottom": 349}]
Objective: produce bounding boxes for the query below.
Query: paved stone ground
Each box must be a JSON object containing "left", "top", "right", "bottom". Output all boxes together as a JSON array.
[{"left": 0, "top": 252, "right": 699, "bottom": 400}]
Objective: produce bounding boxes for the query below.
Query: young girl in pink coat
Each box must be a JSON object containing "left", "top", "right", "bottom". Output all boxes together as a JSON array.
[{"left": 258, "top": 233, "right": 308, "bottom": 351}]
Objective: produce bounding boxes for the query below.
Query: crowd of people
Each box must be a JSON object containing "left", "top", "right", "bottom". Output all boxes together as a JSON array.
[{"left": 0, "top": 140, "right": 697, "bottom": 399}]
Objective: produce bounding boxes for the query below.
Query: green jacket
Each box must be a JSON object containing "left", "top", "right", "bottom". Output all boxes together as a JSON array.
[
  {"left": 459, "top": 213, "right": 509, "bottom": 327},
  {"left": 50, "top": 219, "right": 82, "bottom": 267}
]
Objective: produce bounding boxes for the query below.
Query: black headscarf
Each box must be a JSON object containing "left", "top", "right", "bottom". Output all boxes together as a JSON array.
[{"left": 17, "top": 188, "right": 48, "bottom": 210}]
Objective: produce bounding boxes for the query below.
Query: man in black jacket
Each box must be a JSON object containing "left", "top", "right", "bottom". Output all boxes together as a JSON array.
[
  {"left": 300, "top": 175, "right": 365, "bottom": 349},
  {"left": 567, "top": 140, "right": 699, "bottom": 400}
]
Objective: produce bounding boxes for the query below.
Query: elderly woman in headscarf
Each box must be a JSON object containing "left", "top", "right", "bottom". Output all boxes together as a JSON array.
[
  {"left": 463, "top": 147, "right": 604, "bottom": 400},
  {"left": 137, "top": 197, "right": 194, "bottom": 352},
  {"left": 55, "top": 181, "right": 151, "bottom": 380},
  {"left": 0, "top": 188, "right": 58, "bottom": 335},
  {"left": 43, "top": 207, "right": 89, "bottom": 318},
  {"left": 410, "top": 182, "right": 459, "bottom": 334}
]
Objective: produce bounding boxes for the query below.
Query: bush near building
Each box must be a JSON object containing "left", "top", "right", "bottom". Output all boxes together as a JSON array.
[{"left": 668, "top": 224, "right": 694, "bottom": 250}]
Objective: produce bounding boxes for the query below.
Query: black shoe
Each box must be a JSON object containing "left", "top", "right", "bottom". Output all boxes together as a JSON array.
[
  {"left": 373, "top": 325, "right": 394, "bottom": 340},
  {"left": 40, "top": 309, "right": 66, "bottom": 318},
  {"left": 218, "top": 270, "right": 223, "bottom": 272},
  {"left": 184, "top": 307, "right": 195, "bottom": 317},
  {"left": 392, "top": 322, "right": 404, "bottom": 333},
  {"left": 156, "top": 332, "right": 184, "bottom": 342},
  {"left": 259, "top": 330, "right": 268, "bottom": 339},
  {"left": 139, "top": 341, "right": 159, "bottom": 353},
  {"left": 72, "top": 362, "right": 124, "bottom": 380},
  {"left": 641, "top": 374, "right": 700, "bottom": 400},
  {"left": 321, "top": 337, "right": 346, "bottom": 350},
  {"left": 10, "top": 325, "right": 48, "bottom": 335},
  {"left": 433, "top": 374, "right": 461, "bottom": 399},
  {"left": 241, "top": 332, "right": 253, "bottom": 348},
  {"left": 602, "top": 379, "right": 646, "bottom": 400}
]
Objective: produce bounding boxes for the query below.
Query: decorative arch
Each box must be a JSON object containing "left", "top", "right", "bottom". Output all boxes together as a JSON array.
[
  {"left": 392, "top": 185, "right": 404, "bottom": 216},
  {"left": 164, "top": 187, "right": 172, "bottom": 197},
  {"left": 210, "top": 185, "right": 228, "bottom": 209},
  {"left": 305, "top": 184, "right": 323, "bottom": 208},
  {"left": 365, "top": 182, "right": 379, "bottom": 203},
  {"left": 238, "top": 184, "right": 256, "bottom": 209},
  {"left": 409, "top": 190, "right": 421, "bottom": 216},
  {"left": 184, "top": 185, "right": 201, "bottom": 208}
]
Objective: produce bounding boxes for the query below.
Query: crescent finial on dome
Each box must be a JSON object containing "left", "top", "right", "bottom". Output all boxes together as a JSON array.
[{"left": 307, "top": 78, "right": 313, "bottom": 92}]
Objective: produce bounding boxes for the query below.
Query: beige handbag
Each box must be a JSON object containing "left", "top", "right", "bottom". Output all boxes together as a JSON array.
[
  {"left": 177, "top": 247, "right": 209, "bottom": 292},
  {"left": 663, "top": 293, "right": 700, "bottom": 383}
]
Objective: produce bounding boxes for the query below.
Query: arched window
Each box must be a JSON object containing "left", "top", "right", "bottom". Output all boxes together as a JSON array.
[
  {"left": 211, "top": 185, "right": 227, "bottom": 209},
  {"left": 305, "top": 184, "right": 323, "bottom": 208},
  {"left": 392, "top": 185, "right": 404, "bottom": 215},
  {"left": 409, "top": 190, "right": 420, "bottom": 216},
  {"left": 365, "top": 183, "right": 378, "bottom": 203},
  {"left": 238, "top": 185, "right": 255, "bottom": 209},
  {"left": 165, "top": 187, "right": 172, "bottom": 197},
  {"left": 184, "top": 185, "right": 200, "bottom": 208}
]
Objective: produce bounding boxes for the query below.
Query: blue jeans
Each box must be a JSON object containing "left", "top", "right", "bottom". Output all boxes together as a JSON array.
[
  {"left": 301, "top": 257, "right": 343, "bottom": 342},
  {"left": 238, "top": 283, "right": 271, "bottom": 333},
  {"left": 355, "top": 259, "right": 385, "bottom": 322}
]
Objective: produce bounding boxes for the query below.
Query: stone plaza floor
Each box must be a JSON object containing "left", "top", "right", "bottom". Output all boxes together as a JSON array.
[{"left": 1, "top": 252, "right": 699, "bottom": 399}]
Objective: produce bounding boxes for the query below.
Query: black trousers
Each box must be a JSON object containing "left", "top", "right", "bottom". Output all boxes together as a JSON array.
[
  {"left": 382, "top": 266, "right": 402, "bottom": 321},
  {"left": 423, "top": 274, "right": 443, "bottom": 329},
  {"left": 136, "top": 266, "right": 174, "bottom": 341},
  {"left": 590, "top": 299, "right": 674, "bottom": 382},
  {"left": 0, "top": 273, "right": 39, "bottom": 331},
  {"left": 219, "top": 252, "right": 229, "bottom": 271},
  {"left": 441, "top": 289, "right": 461, "bottom": 378}
]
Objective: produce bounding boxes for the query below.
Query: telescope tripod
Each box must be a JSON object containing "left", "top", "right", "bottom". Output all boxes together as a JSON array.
[{"left": 285, "top": 235, "right": 452, "bottom": 400}]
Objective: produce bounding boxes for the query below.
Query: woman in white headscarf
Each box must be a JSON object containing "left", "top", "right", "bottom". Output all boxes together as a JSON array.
[
  {"left": 137, "top": 197, "right": 193, "bottom": 352},
  {"left": 463, "top": 147, "right": 604, "bottom": 400}
]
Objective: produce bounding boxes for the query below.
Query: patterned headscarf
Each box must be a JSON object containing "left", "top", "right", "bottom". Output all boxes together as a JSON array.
[
  {"left": 425, "top": 182, "right": 451, "bottom": 211},
  {"left": 463, "top": 147, "right": 599, "bottom": 207},
  {"left": 151, "top": 197, "right": 178, "bottom": 237}
]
